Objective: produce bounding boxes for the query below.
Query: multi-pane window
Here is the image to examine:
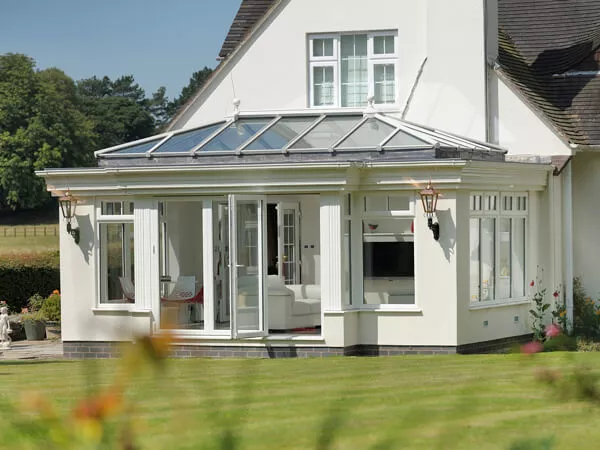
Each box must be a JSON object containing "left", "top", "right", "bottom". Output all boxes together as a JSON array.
[
  {"left": 309, "top": 32, "right": 397, "bottom": 108},
  {"left": 98, "top": 201, "right": 135, "bottom": 304},
  {"left": 470, "top": 193, "right": 527, "bottom": 303}
]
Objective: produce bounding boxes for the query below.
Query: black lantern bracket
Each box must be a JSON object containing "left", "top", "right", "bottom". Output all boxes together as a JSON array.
[
  {"left": 59, "top": 191, "right": 80, "bottom": 244},
  {"left": 427, "top": 217, "right": 440, "bottom": 241},
  {"left": 419, "top": 181, "right": 441, "bottom": 241}
]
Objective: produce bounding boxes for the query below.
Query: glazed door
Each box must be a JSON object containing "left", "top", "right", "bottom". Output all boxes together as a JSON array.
[
  {"left": 277, "top": 203, "right": 300, "bottom": 284},
  {"left": 229, "top": 194, "right": 267, "bottom": 338}
]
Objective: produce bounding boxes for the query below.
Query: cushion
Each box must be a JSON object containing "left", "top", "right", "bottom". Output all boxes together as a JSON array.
[
  {"left": 302, "top": 298, "right": 321, "bottom": 314},
  {"left": 293, "top": 300, "right": 313, "bottom": 315}
]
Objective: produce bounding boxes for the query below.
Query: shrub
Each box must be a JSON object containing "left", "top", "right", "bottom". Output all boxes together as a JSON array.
[
  {"left": 0, "top": 251, "right": 59, "bottom": 312},
  {"left": 572, "top": 277, "right": 600, "bottom": 340},
  {"left": 27, "top": 293, "right": 45, "bottom": 312},
  {"left": 41, "top": 292, "right": 60, "bottom": 323},
  {"left": 21, "top": 310, "right": 47, "bottom": 323}
]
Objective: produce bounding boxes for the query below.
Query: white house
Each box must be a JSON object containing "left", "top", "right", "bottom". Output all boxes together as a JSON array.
[{"left": 39, "top": 0, "right": 597, "bottom": 357}]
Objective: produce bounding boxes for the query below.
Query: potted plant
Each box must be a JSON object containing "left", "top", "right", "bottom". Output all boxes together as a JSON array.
[
  {"left": 41, "top": 290, "right": 61, "bottom": 339},
  {"left": 22, "top": 310, "right": 47, "bottom": 341}
]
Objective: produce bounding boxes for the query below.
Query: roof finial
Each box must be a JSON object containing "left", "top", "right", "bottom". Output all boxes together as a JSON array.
[
  {"left": 232, "top": 97, "right": 241, "bottom": 121},
  {"left": 363, "top": 94, "right": 376, "bottom": 118}
]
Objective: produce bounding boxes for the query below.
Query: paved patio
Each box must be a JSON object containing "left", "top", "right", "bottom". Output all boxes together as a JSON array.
[{"left": 0, "top": 340, "right": 63, "bottom": 360}]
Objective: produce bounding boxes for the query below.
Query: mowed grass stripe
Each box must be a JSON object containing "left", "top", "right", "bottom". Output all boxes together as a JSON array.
[{"left": 1, "top": 354, "right": 600, "bottom": 449}]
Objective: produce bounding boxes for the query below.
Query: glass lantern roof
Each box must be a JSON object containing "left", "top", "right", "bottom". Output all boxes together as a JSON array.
[{"left": 95, "top": 112, "right": 505, "bottom": 159}]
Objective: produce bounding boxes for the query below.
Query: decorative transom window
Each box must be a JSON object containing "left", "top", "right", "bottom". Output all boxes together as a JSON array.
[
  {"left": 308, "top": 32, "right": 397, "bottom": 108},
  {"left": 97, "top": 201, "right": 135, "bottom": 305},
  {"left": 470, "top": 193, "right": 528, "bottom": 303}
]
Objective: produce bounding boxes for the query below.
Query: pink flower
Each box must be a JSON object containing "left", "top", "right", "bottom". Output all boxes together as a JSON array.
[
  {"left": 530, "top": 280, "right": 535, "bottom": 287},
  {"left": 546, "top": 323, "right": 561, "bottom": 338},
  {"left": 553, "top": 291, "right": 559, "bottom": 298},
  {"left": 521, "top": 341, "right": 543, "bottom": 355}
]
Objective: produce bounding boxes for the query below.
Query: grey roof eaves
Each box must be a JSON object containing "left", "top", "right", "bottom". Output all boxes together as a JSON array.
[{"left": 493, "top": 63, "right": 574, "bottom": 154}]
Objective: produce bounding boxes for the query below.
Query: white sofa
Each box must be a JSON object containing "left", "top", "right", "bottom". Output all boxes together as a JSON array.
[
  {"left": 237, "top": 275, "right": 321, "bottom": 330},
  {"left": 267, "top": 276, "right": 321, "bottom": 330}
]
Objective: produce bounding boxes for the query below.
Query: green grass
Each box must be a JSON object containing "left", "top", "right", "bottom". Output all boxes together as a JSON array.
[
  {"left": 1, "top": 353, "right": 600, "bottom": 449},
  {"left": 0, "top": 225, "right": 59, "bottom": 254}
]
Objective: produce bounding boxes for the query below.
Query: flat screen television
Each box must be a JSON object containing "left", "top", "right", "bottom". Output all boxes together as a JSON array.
[{"left": 363, "top": 241, "right": 414, "bottom": 278}]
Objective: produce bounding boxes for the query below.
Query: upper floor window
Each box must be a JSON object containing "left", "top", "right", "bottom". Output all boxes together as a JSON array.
[{"left": 308, "top": 31, "right": 397, "bottom": 108}]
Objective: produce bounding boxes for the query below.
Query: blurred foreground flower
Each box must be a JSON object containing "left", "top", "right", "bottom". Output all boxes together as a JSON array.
[
  {"left": 546, "top": 323, "right": 561, "bottom": 338},
  {"left": 521, "top": 341, "right": 543, "bottom": 355}
]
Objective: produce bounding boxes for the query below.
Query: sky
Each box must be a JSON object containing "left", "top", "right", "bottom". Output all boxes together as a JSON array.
[{"left": 0, "top": 0, "right": 242, "bottom": 99}]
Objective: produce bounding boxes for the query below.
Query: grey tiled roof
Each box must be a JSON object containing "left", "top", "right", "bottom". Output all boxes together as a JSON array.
[
  {"left": 498, "top": 0, "right": 600, "bottom": 146},
  {"left": 218, "top": 0, "right": 277, "bottom": 59}
]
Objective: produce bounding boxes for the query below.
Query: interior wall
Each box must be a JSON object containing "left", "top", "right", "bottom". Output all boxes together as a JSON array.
[
  {"left": 165, "top": 202, "right": 204, "bottom": 285},
  {"left": 299, "top": 195, "right": 320, "bottom": 285}
]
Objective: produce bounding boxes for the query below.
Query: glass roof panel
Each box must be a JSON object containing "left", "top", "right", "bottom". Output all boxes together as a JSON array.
[
  {"left": 154, "top": 123, "right": 224, "bottom": 153},
  {"left": 198, "top": 118, "right": 272, "bottom": 152},
  {"left": 335, "top": 118, "right": 395, "bottom": 149},
  {"left": 383, "top": 129, "right": 431, "bottom": 148},
  {"left": 245, "top": 117, "right": 318, "bottom": 150},
  {"left": 289, "top": 116, "right": 359, "bottom": 149},
  {"left": 112, "top": 138, "right": 163, "bottom": 154}
]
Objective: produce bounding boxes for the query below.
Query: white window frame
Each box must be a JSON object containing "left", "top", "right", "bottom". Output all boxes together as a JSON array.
[
  {"left": 469, "top": 192, "right": 528, "bottom": 305},
  {"left": 358, "top": 192, "right": 417, "bottom": 311},
  {"left": 96, "top": 201, "right": 135, "bottom": 308},
  {"left": 308, "top": 31, "right": 398, "bottom": 108}
]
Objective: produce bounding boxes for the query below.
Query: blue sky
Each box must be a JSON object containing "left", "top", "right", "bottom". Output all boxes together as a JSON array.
[{"left": 0, "top": 0, "right": 241, "bottom": 99}]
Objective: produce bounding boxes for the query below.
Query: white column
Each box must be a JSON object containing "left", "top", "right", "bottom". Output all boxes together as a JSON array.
[
  {"left": 320, "top": 195, "right": 343, "bottom": 312},
  {"left": 134, "top": 200, "right": 160, "bottom": 316},
  {"left": 202, "top": 200, "right": 215, "bottom": 333},
  {"left": 563, "top": 163, "right": 574, "bottom": 331},
  {"left": 350, "top": 193, "right": 364, "bottom": 307}
]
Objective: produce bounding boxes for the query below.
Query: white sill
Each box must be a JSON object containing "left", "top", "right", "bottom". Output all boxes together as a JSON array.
[
  {"left": 468, "top": 299, "right": 531, "bottom": 311},
  {"left": 330, "top": 305, "right": 422, "bottom": 314},
  {"left": 92, "top": 306, "right": 152, "bottom": 314}
]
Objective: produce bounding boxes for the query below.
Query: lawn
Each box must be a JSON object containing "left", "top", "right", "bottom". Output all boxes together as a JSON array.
[
  {"left": 0, "top": 225, "right": 59, "bottom": 254},
  {"left": 0, "top": 353, "right": 599, "bottom": 449}
]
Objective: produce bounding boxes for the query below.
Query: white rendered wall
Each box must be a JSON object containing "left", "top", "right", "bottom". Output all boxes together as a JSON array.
[
  {"left": 175, "top": 0, "right": 427, "bottom": 129},
  {"left": 61, "top": 202, "right": 152, "bottom": 342},
  {"left": 406, "top": 0, "right": 493, "bottom": 141},
  {"left": 572, "top": 153, "right": 600, "bottom": 297},
  {"left": 356, "top": 193, "right": 458, "bottom": 346},
  {"left": 492, "top": 73, "right": 572, "bottom": 155}
]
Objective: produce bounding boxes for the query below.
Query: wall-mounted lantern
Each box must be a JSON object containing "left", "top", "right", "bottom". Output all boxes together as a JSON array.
[
  {"left": 419, "top": 181, "right": 440, "bottom": 241},
  {"left": 58, "top": 190, "right": 80, "bottom": 244}
]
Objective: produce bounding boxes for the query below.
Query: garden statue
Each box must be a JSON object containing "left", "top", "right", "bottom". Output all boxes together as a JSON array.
[{"left": 0, "top": 306, "right": 11, "bottom": 348}]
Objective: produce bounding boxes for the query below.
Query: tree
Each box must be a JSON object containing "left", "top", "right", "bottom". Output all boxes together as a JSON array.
[
  {"left": 0, "top": 56, "right": 96, "bottom": 210},
  {"left": 76, "top": 75, "right": 157, "bottom": 150},
  {"left": 168, "top": 66, "right": 213, "bottom": 118}
]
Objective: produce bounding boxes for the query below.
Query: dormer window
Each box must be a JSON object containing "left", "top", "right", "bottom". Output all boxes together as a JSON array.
[{"left": 308, "top": 31, "right": 397, "bottom": 108}]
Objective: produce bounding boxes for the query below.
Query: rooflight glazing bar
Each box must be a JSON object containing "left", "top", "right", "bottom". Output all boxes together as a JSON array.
[
  {"left": 376, "top": 126, "right": 404, "bottom": 151},
  {"left": 236, "top": 116, "right": 281, "bottom": 154},
  {"left": 191, "top": 119, "right": 234, "bottom": 155},
  {"left": 392, "top": 123, "right": 439, "bottom": 146},
  {"left": 282, "top": 114, "right": 326, "bottom": 154},
  {"left": 331, "top": 116, "right": 369, "bottom": 152},
  {"left": 147, "top": 133, "right": 176, "bottom": 155},
  {"left": 95, "top": 132, "right": 170, "bottom": 156}
]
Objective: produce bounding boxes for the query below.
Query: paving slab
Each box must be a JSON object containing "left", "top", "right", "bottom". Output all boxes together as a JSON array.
[{"left": 0, "top": 340, "right": 63, "bottom": 360}]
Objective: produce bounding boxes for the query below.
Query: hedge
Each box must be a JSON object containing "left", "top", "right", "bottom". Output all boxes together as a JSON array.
[{"left": 0, "top": 251, "right": 60, "bottom": 311}]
